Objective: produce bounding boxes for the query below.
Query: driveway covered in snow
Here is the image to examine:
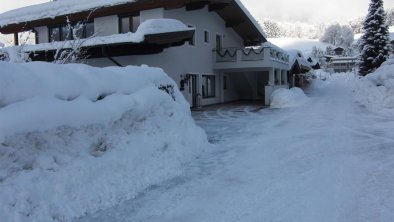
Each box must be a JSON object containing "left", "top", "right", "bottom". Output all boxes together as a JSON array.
[{"left": 79, "top": 77, "right": 394, "bottom": 221}]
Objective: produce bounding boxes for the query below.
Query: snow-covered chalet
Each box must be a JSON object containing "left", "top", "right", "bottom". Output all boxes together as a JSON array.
[{"left": 0, "top": 0, "right": 290, "bottom": 107}]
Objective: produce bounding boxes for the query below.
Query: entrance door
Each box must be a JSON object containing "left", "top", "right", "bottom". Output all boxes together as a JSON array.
[{"left": 188, "top": 74, "right": 198, "bottom": 108}]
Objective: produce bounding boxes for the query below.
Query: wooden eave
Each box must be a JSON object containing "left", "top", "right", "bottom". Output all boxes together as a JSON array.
[
  {"left": 0, "top": 0, "right": 264, "bottom": 46},
  {"left": 215, "top": 1, "right": 266, "bottom": 46},
  {"left": 28, "top": 29, "right": 194, "bottom": 62}
]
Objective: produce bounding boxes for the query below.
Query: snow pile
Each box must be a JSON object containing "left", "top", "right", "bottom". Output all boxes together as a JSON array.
[
  {"left": 136, "top": 18, "right": 192, "bottom": 35},
  {"left": 0, "top": 46, "right": 30, "bottom": 63},
  {"left": 0, "top": 61, "right": 208, "bottom": 221},
  {"left": 270, "top": 87, "right": 309, "bottom": 108},
  {"left": 309, "top": 70, "right": 331, "bottom": 89},
  {"left": 354, "top": 57, "right": 394, "bottom": 112}
]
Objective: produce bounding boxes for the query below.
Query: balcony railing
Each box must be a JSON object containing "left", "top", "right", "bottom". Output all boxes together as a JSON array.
[{"left": 214, "top": 47, "right": 289, "bottom": 64}]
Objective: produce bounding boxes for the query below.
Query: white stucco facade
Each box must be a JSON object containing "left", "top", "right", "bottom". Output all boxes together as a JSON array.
[
  {"left": 94, "top": 15, "right": 119, "bottom": 37},
  {"left": 35, "top": 26, "right": 48, "bottom": 44},
  {"left": 88, "top": 6, "right": 248, "bottom": 107}
]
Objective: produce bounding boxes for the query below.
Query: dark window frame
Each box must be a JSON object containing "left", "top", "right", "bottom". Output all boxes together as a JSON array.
[
  {"left": 204, "top": 30, "right": 209, "bottom": 43},
  {"left": 48, "top": 21, "right": 94, "bottom": 42},
  {"left": 119, "top": 13, "right": 140, "bottom": 33},
  {"left": 216, "top": 34, "right": 222, "bottom": 51},
  {"left": 202, "top": 75, "right": 216, "bottom": 98},
  {"left": 49, "top": 26, "right": 61, "bottom": 42}
]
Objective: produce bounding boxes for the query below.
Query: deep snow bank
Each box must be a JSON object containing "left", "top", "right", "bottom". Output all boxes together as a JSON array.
[
  {"left": 270, "top": 87, "right": 309, "bottom": 108},
  {"left": 0, "top": 62, "right": 208, "bottom": 221},
  {"left": 354, "top": 57, "right": 394, "bottom": 112}
]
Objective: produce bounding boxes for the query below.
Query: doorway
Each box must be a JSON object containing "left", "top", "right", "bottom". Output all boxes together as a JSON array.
[{"left": 188, "top": 74, "right": 198, "bottom": 108}]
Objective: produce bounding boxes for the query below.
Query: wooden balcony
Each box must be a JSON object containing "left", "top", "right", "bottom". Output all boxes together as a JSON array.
[{"left": 213, "top": 46, "right": 289, "bottom": 72}]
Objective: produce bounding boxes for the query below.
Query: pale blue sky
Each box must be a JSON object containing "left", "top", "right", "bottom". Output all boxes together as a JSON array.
[{"left": 1, "top": 0, "right": 394, "bottom": 24}]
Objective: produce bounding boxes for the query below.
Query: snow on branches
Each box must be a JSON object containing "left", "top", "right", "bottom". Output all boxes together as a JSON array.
[{"left": 359, "top": 0, "right": 392, "bottom": 76}]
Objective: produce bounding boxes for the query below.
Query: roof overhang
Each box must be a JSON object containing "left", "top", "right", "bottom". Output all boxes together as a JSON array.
[
  {"left": 27, "top": 29, "right": 194, "bottom": 62},
  {"left": 0, "top": 0, "right": 265, "bottom": 46}
]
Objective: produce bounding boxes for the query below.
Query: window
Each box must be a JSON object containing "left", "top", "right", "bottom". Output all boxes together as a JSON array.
[
  {"left": 204, "top": 30, "right": 209, "bottom": 43},
  {"left": 216, "top": 34, "right": 222, "bottom": 50},
  {"left": 62, "top": 26, "right": 72, "bottom": 41},
  {"left": 223, "top": 76, "right": 227, "bottom": 90},
  {"left": 84, "top": 22, "right": 95, "bottom": 38},
  {"left": 49, "top": 27, "right": 61, "bottom": 42},
  {"left": 202, "top": 75, "right": 215, "bottom": 98},
  {"left": 119, "top": 14, "right": 140, "bottom": 33},
  {"left": 49, "top": 21, "right": 94, "bottom": 42}
]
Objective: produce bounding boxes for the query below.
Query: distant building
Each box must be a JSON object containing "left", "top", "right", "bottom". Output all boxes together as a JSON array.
[
  {"left": 333, "top": 47, "right": 345, "bottom": 56},
  {"left": 287, "top": 49, "right": 312, "bottom": 87},
  {"left": 328, "top": 57, "right": 357, "bottom": 73}
]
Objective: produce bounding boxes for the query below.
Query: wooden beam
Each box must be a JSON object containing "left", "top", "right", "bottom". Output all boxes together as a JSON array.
[
  {"left": 208, "top": 3, "right": 229, "bottom": 11},
  {"left": 185, "top": 2, "right": 207, "bottom": 11},
  {"left": 225, "top": 19, "right": 245, "bottom": 28},
  {"left": 13, "top": 33, "right": 19, "bottom": 46}
]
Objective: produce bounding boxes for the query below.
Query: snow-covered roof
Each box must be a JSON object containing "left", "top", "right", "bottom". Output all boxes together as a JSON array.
[
  {"left": 0, "top": 0, "right": 265, "bottom": 40},
  {"left": 0, "top": 0, "right": 266, "bottom": 46},
  {"left": 0, "top": 0, "right": 136, "bottom": 27},
  {"left": 18, "top": 19, "right": 193, "bottom": 52},
  {"left": 287, "top": 49, "right": 311, "bottom": 69}
]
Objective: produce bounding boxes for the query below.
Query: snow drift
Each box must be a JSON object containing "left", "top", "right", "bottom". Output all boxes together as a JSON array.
[
  {"left": 0, "top": 61, "right": 208, "bottom": 221},
  {"left": 270, "top": 87, "right": 309, "bottom": 108},
  {"left": 354, "top": 57, "right": 394, "bottom": 112}
]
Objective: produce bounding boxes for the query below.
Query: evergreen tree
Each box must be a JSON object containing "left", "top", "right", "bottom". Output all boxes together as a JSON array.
[{"left": 359, "top": 0, "right": 392, "bottom": 76}]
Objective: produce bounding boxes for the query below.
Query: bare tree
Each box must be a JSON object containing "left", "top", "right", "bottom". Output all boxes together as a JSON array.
[
  {"left": 320, "top": 24, "right": 354, "bottom": 47},
  {"left": 261, "top": 20, "right": 283, "bottom": 38},
  {"left": 51, "top": 12, "right": 96, "bottom": 64}
]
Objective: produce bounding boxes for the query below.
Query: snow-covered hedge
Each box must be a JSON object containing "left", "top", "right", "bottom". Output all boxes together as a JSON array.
[
  {"left": 270, "top": 87, "right": 309, "bottom": 108},
  {"left": 354, "top": 57, "right": 394, "bottom": 112},
  {"left": 0, "top": 62, "right": 208, "bottom": 221}
]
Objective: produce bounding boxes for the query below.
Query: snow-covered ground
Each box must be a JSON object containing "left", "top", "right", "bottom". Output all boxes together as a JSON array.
[
  {"left": 2, "top": 61, "right": 394, "bottom": 221},
  {"left": 77, "top": 72, "right": 394, "bottom": 221},
  {"left": 0, "top": 61, "right": 208, "bottom": 221}
]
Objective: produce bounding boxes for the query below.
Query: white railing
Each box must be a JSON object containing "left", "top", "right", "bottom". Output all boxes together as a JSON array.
[{"left": 214, "top": 47, "right": 289, "bottom": 64}]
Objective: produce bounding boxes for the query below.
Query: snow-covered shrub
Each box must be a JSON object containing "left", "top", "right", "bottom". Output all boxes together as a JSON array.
[
  {"left": 0, "top": 46, "right": 31, "bottom": 63},
  {"left": 0, "top": 61, "right": 209, "bottom": 221},
  {"left": 354, "top": 57, "right": 394, "bottom": 111},
  {"left": 270, "top": 87, "right": 309, "bottom": 108}
]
